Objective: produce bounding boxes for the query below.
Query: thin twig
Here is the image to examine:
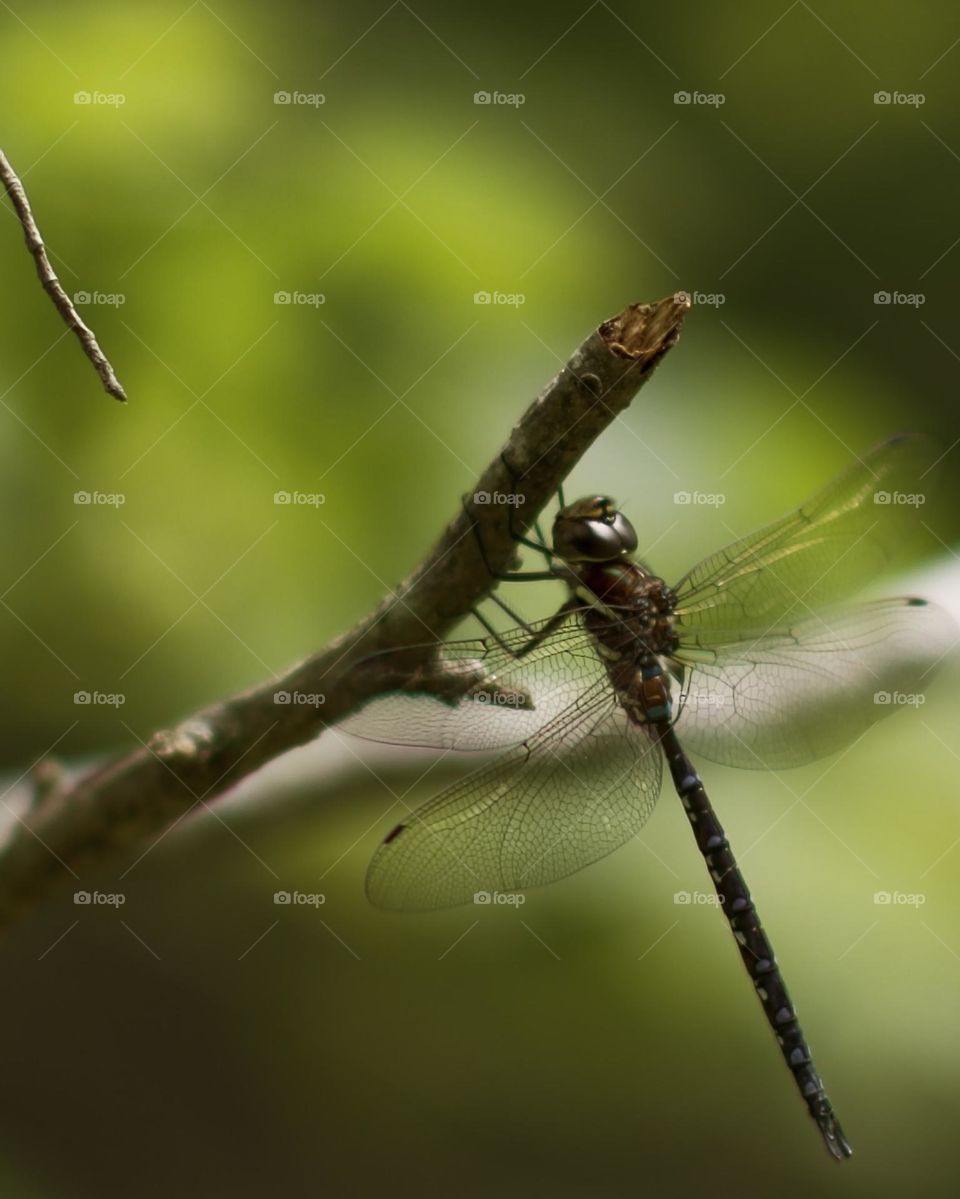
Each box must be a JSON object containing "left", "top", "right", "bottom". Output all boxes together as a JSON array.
[
  {"left": 0, "top": 148, "right": 127, "bottom": 402},
  {"left": 0, "top": 292, "right": 690, "bottom": 930}
]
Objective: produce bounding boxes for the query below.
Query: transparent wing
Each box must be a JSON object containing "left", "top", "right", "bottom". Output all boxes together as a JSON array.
[
  {"left": 339, "top": 610, "right": 608, "bottom": 751},
  {"left": 672, "top": 598, "right": 954, "bottom": 770},
  {"left": 366, "top": 681, "right": 663, "bottom": 910},
  {"left": 674, "top": 434, "right": 938, "bottom": 645}
]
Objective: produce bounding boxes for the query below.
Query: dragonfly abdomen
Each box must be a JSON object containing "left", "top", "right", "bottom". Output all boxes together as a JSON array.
[
  {"left": 655, "top": 723, "right": 852, "bottom": 1160},
  {"left": 596, "top": 645, "right": 674, "bottom": 726}
]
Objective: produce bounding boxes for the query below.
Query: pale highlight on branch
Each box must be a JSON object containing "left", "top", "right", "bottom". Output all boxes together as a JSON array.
[
  {"left": 0, "top": 148, "right": 127, "bottom": 403},
  {"left": 0, "top": 292, "right": 690, "bottom": 931}
]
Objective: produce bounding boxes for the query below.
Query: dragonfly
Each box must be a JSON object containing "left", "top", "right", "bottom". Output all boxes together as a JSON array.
[{"left": 341, "top": 433, "right": 954, "bottom": 1161}]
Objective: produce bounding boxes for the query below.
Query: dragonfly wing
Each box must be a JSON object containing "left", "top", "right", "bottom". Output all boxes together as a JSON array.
[
  {"left": 338, "top": 611, "right": 607, "bottom": 751},
  {"left": 674, "top": 434, "right": 939, "bottom": 645},
  {"left": 672, "top": 598, "right": 955, "bottom": 770},
  {"left": 366, "top": 681, "right": 664, "bottom": 910}
]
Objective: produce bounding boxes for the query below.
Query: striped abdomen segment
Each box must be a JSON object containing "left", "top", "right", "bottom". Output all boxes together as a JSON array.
[
  {"left": 655, "top": 722, "right": 852, "bottom": 1161},
  {"left": 604, "top": 653, "right": 674, "bottom": 726}
]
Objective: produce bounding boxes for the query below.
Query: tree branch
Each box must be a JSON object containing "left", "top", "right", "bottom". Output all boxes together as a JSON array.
[
  {"left": 0, "top": 291, "right": 690, "bottom": 930},
  {"left": 0, "top": 148, "right": 127, "bottom": 403}
]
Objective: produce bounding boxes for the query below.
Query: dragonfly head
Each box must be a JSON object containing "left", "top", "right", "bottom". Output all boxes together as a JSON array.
[{"left": 552, "top": 496, "right": 639, "bottom": 563}]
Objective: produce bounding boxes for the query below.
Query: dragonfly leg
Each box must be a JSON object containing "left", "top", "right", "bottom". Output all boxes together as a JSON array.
[
  {"left": 513, "top": 522, "right": 553, "bottom": 562},
  {"left": 487, "top": 590, "right": 537, "bottom": 633},
  {"left": 468, "top": 451, "right": 570, "bottom": 576},
  {"left": 463, "top": 492, "right": 559, "bottom": 583},
  {"left": 470, "top": 597, "right": 582, "bottom": 658},
  {"left": 655, "top": 721, "right": 853, "bottom": 1163},
  {"left": 530, "top": 517, "right": 552, "bottom": 567},
  {"left": 497, "top": 450, "right": 556, "bottom": 566}
]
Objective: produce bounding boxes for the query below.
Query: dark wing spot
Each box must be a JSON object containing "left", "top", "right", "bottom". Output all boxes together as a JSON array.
[{"left": 384, "top": 824, "right": 406, "bottom": 844}]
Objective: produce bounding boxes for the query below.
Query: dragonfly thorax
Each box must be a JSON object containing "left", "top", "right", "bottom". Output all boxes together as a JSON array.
[{"left": 575, "top": 564, "right": 679, "bottom": 656}]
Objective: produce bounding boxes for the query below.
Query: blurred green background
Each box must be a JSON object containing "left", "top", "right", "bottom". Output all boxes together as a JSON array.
[{"left": 2, "top": 0, "right": 960, "bottom": 1195}]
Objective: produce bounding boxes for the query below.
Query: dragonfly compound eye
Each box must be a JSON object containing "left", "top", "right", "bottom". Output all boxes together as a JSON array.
[
  {"left": 553, "top": 500, "right": 639, "bottom": 562},
  {"left": 609, "top": 511, "right": 638, "bottom": 556}
]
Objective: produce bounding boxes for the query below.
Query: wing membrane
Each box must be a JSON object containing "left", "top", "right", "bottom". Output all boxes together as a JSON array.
[
  {"left": 674, "top": 435, "right": 938, "bottom": 644},
  {"left": 366, "top": 683, "right": 663, "bottom": 910},
  {"left": 339, "top": 611, "right": 607, "bottom": 751},
  {"left": 672, "top": 598, "right": 954, "bottom": 770}
]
